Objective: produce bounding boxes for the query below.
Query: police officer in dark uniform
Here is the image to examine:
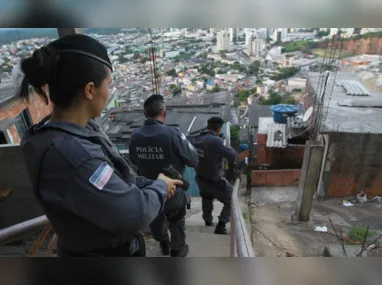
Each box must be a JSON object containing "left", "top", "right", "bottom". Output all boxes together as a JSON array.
[
  {"left": 194, "top": 117, "right": 237, "bottom": 235},
  {"left": 17, "top": 34, "right": 182, "bottom": 257},
  {"left": 129, "top": 94, "right": 199, "bottom": 257}
]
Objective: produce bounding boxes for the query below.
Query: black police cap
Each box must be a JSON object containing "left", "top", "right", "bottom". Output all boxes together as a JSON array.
[
  {"left": 48, "top": 34, "right": 113, "bottom": 71},
  {"left": 207, "top": 116, "right": 224, "bottom": 126},
  {"left": 144, "top": 94, "right": 164, "bottom": 109}
]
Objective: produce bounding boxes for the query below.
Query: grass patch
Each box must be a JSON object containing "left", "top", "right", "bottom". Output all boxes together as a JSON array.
[
  {"left": 348, "top": 227, "right": 373, "bottom": 242},
  {"left": 312, "top": 48, "right": 355, "bottom": 59}
]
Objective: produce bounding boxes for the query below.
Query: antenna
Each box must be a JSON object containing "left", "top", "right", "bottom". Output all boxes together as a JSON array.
[{"left": 303, "top": 106, "right": 313, "bottom": 122}]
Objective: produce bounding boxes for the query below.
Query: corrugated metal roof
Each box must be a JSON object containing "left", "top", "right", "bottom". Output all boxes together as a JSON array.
[
  {"left": 266, "top": 123, "right": 287, "bottom": 148},
  {"left": 336, "top": 80, "right": 371, "bottom": 96},
  {"left": 248, "top": 103, "right": 273, "bottom": 127}
]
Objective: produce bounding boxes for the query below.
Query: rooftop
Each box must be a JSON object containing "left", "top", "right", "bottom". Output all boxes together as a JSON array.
[
  {"left": 258, "top": 117, "right": 274, "bottom": 134},
  {"left": 248, "top": 103, "right": 273, "bottom": 128},
  {"left": 105, "top": 104, "right": 231, "bottom": 143},
  {"left": 308, "top": 72, "right": 382, "bottom": 134}
]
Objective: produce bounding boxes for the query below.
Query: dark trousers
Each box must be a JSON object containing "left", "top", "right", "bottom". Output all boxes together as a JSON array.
[
  {"left": 195, "top": 176, "right": 233, "bottom": 224},
  {"left": 150, "top": 207, "right": 186, "bottom": 250}
]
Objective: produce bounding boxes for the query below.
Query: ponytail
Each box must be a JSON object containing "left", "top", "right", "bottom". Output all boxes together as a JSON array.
[{"left": 15, "top": 45, "right": 57, "bottom": 105}]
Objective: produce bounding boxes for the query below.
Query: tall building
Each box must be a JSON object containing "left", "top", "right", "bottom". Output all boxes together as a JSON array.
[
  {"left": 272, "top": 30, "right": 281, "bottom": 42},
  {"left": 252, "top": 39, "right": 265, "bottom": 56},
  {"left": 170, "top": 28, "right": 177, "bottom": 33},
  {"left": 280, "top": 28, "right": 288, "bottom": 39},
  {"left": 230, "top": 28, "right": 237, "bottom": 42},
  {"left": 330, "top": 28, "right": 339, "bottom": 37},
  {"left": 245, "top": 32, "right": 253, "bottom": 46},
  {"left": 210, "top": 28, "right": 217, "bottom": 34},
  {"left": 217, "top": 30, "right": 230, "bottom": 51}
]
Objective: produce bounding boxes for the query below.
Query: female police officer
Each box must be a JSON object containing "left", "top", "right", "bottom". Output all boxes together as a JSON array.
[{"left": 15, "top": 34, "right": 182, "bottom": 257}]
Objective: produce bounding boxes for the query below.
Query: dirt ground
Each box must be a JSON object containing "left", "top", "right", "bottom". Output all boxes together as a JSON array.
[{"left": 250, "top": 187, "right": 382, "bottom": 257}]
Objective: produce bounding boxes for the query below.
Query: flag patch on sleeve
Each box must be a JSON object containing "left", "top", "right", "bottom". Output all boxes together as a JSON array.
[{"left": 89, "top": 162, "right": 114, "bottom": 190}]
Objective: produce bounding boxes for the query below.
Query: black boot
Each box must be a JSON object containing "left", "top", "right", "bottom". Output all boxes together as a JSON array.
[
  {"left": 170, "top": 244, "right": 189, "bottom": 257},
  {"left": 205, "top": 221, "right": 215, "bottom": 227},
  {"left": 160, "top": 239, "right": 170, "bottom": 256},
  {"left": 214, "top": 221, "right": 228, "bottom": 235}
]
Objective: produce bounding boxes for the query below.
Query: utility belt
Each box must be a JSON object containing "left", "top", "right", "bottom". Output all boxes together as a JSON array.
[
  {"left": 195, "top": 174, "right": 227, "bottom": 188},
  {"left": 58, "top": 233, "right": 146, "bottom": 257}
]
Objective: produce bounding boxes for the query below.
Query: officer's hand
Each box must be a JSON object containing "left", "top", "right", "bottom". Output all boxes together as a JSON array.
[{"left": 157, "top": 173, "right": 183, "bottom": 199}]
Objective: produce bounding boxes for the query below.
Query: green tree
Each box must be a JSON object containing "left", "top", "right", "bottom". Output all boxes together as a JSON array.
[
  {"left": 316, "top": 30, "right": 330, "bottom": 38},
  {"left": 282, "top": 97, "right": 297, "bottom": 104},
  {"left": 166, "top": 68, "right": 177, "bottom": 77},
  {"left": 133, "top": 52, "right": 140, "bottom": 59},
  {"left": 141, "top": 57, "right": 149, "bottom": 64},
  {"left": 262, "top": 92, "right": 282, "bottom": 105},
  {"left": 211, "top": 85, "right": 221, "bottom": 93},
  {"left": 172, "top": 87, "right": 182, "bottom": 96},
  {"left": 230, "top": 126, "right": 240, "bottom": 145},
  {"left": 271, "top": 67, "right": 300, "bottom": 81},
  {"left": 236, "top": 90, "right": 250, "bottom": 103},
  {"left": 246, "top": 60, "right": 261, "bottom": 76},
  {"left": 211, "top": 37, "right": 217, "bottom": 44}
]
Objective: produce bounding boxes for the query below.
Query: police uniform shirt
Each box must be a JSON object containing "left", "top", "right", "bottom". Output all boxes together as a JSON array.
[
  {"left": 129, "top": 119, "right": 199, "bottom": 180},
  {"left": 194, "top": 130, "right": 237, "bottom": 181},
  {"left": 21, "top": 116, "right": 168, "bottom": 253}
]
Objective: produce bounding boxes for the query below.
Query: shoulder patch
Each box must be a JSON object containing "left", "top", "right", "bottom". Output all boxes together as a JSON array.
[
  {"left": 89, "top": 162, "right": 114, "bottom": 190},
  {"left": 223, "top": 140, "right": 227, "bottom": 147}
]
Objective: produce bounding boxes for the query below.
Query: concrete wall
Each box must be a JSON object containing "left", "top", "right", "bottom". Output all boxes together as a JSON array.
[
  {"left": 321, "top": 133, "right": 382, "bottom": 197},
  {"left": 251, "top": 169, "right": 301, "bottom": 187},
  {"left": 0, "top": 144, "right": 43, "bottom": 228},
  {"left": 256, "top": 133, "right": 305, "bottom": 169}
]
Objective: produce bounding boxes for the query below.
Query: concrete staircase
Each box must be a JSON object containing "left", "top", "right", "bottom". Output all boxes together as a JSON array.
[
  {"left": 0, "top": 198, "right": 231, "bottom": 257},
  {"left": 146, "top": 197, "right": 231, "bottom": 257}
]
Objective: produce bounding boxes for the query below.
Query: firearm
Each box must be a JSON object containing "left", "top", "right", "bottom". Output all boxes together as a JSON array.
[{"left": 162, "top": 165, "right": 190, "bottom": 191}]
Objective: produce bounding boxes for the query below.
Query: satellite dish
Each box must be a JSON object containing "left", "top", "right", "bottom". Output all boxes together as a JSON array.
[{"left": 303, "top": 106, "right": 313, "bottom": 122}]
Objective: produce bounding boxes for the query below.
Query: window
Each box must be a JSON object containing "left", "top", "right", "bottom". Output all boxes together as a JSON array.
[
  {"left": 0, "top": 132, "right": 7, "bottom": 144},
  {"left": 14, "top": 109, "right": 33, "bottom": 140}
]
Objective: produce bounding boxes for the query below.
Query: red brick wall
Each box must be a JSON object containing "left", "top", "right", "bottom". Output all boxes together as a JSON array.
[
  {"left": 251, "top": 169, "right": 301, "bottom": 186},
  {"left": 323, "top": 133, "right": 382, "bottom": 197},
  {"left": 256, "top": 133, "right": 305, "bottom": 169},
  {"left": 239, "top": 150, "right": 249, "bottom": 162},
  {"left": 0, "top": 92, "right": 52, "bottom": 143}
]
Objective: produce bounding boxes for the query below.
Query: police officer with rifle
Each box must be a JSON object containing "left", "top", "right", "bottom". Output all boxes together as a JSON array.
[
  {"left": 194, "top": 117, "right": 238, "bottom": 235},
  {"left": 129, "top": 95, "right": 199, "bottom": 257}
]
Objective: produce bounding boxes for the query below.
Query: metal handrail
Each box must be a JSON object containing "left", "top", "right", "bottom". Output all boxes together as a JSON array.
[
  {"left": 230, "top": 179, "right": 255, "bottom": 257},
  {"left": 0, "top": 215, "right": 49, "bottom": 245}
]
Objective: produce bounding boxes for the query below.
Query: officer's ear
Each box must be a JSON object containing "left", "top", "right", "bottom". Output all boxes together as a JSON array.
[
  {"left": 84, "top": 82, "right": 96, "bottom": 101},
  {"left": 162, "top": 110, "right": 167, "bottom": 119}
]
